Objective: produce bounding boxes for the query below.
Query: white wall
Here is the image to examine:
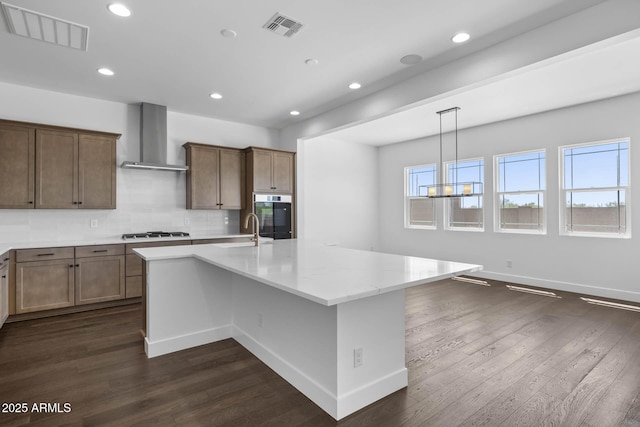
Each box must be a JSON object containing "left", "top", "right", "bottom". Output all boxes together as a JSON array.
[
  {"left": 378, "top": 92, "right": 640, "bottom": 302},
  {"left": 0, "top": 82, "right": 279, "bottom": 244},
  {"left": 298, "top": 137, "right": 379, "bottom": 250}
]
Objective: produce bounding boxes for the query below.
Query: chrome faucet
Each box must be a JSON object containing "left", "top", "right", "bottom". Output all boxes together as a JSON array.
[{"left": 244, "top": 213, "right": 260, "bottom": 246}]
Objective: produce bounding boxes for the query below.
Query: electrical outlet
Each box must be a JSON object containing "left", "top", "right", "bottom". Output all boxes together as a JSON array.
[
  {"left": 90, "top": 219, "right": 98, "bottom": 228},
  {"left": 184, "top": 217, "right": 190, "bottom": 226},
  {"left": 507, "top": 259, "right": 513, "bottom": 268},
  {"left": 354, "top": 348, "right": 363, "bottom": 368},
  {"left": 224, "top": 216, "right": 229, "bottom": 225}
]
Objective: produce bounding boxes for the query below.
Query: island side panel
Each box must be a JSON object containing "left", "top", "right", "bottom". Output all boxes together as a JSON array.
[
  {"left": 335, "top": 289, "right": 408, "bottom": 419},
  {"left": 231, "top": 273, "right": 340, "bottom": 417},
  {"left": 145, "top": 258, "right": 234, "bottom": 357}
]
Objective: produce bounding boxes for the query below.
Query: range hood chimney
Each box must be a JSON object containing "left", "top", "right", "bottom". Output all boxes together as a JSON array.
[{"left": 121, "top": 103, "right": 189, "bottom": 172}]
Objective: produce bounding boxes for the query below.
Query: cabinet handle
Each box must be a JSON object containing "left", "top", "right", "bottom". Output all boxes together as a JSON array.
[
  {"left": 78, "top": 201, "right": 83, "bottom": 205},
  {"left": 92, "top": 249, "right": 108, "bottom": 253},
  {"left": 3, "top": 257, "right": 8, "bottom": 261},
  {"left": 72, "top": 202, "right": 78, "bottom": 205},
  {"left": 37, "top": 253, "right": 55, "bottom": 257},
  {"left": 28, "top": 201, "right": 33, "bottom": 204},
  {"left": 69, "top": 264, "right": 74, "bottom": 268},
  {"left": 75, "top": 264, "right": 79, "bottom": 267},
  {"left": 1, "top": 275, "right": 5, "bottom": 279}
]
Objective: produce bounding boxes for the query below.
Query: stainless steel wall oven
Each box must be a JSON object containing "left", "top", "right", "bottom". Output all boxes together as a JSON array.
[{"left": 254, "top": 194, "right": 292, "bottom": 239}]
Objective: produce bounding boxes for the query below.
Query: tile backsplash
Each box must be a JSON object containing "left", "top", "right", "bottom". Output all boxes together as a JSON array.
[{"left": 0, "top": 167, "right": 240, "bottom": 244}]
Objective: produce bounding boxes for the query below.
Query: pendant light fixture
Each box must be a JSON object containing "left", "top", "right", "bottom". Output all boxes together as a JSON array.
[{"left": 421, "top": 107, "right": 483, "bottom": 198}]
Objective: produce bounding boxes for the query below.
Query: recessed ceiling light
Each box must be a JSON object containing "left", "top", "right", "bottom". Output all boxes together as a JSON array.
[
  {"left": 290, "top": 110, "right": 300, "bottom": 116},
  {"left": 348, "top": 82, "right": 362, "bottom": 90},
  {"left": 209, "top": 92, "right": 223, "bottom": 99},
  {"left": 452, "top": 32, "right": 470, "bottom": 43},
  {"left": 400, "top": 54, "right": 423, "bottom": 65},
  {"left": 220, "top": 29, "right": 237, "bottom": 38},
  {"left": 97, "top": 67, "right": 114, "bottom": 76},
  {"left": 107, "top": 4, "right": 131, "bottom": 17},
  {"left": 305, "top": 58, "right": 319, "bottom": 66}
]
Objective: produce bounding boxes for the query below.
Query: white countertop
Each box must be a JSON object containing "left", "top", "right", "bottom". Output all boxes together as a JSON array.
[
  {"left": 135, "top": 239, "right": 482, "bottom": 306},
  {"left": 0, "top": 233, "right": 251, "bottom": 255}
]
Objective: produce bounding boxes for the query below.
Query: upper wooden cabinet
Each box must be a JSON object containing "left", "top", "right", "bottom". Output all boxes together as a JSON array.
[
  {"left": 0, "top": 119, "right": 119, "bottom": 210},
  {"left": 246, "top": 147, "right": 294, "bottom": 194},
  {"left": 0, "top": 123, "right": 35, "bottom": 208},
  {"left": 183, "top": 142, "right": 244, "bottom": 210}
]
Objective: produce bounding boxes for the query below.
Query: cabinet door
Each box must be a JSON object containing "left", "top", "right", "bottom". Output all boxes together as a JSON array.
[
  {"left": 219, "top": 149, "right": 244, "bottom": 209},
  {"left": 75, "top": 255, "right": 125, "bottom": 305},
  {"left": 252, "top": 150, "right": 275, "bottom": 193},
  {"left": 186, "top": 146, "right": 219, "bottom": 209},
  {"left": 272, "top": 152, "right": 293, "bottom": 194},
  {"left": 15, "top": 259, "right": 75, "bottom": 313},
  {"left": 0, "top": 263, "right": 8, "bottom": 328},
  {"left": 0, "top": 124, "right": 35, "bottom": 208},
  {"left": 78, "top": 134, "right": 116, "bottom": 209},
  {"left": 35, "top": 130, "right": 78, "bottom": 209}
]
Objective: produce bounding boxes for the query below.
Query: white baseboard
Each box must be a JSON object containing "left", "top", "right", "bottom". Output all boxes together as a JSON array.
[
  {"left": 233, "top": 326, "right": 339, "bottom": 417},
  {"left": 474, "top": 271, "right": 640, "bottom": 303},
  {"left": 145, "top": 324, "right": 233, "bottom": 358},
  {"left": 335, "top": 368, "right": 408, "bottom": 420},
  {"left": 233, "top": 325, "right": 408, "bottom": 420}
]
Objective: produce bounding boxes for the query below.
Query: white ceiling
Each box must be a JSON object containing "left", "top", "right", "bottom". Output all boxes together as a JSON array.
[
  {"left": 0, "top": 0, "right": 609, "bottom": 130},
  {"left": 327, "top": 30, "right": 640, "bottom": 145}
]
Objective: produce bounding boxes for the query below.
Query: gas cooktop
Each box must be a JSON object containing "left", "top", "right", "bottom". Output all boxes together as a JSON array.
[{"left": 121, "top": 231, "right": 190, "bottom": 240}]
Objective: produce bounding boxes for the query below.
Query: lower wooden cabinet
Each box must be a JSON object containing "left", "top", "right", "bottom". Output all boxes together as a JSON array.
[
  {"left": 15, "top": 258, "right": 75, "bottom": 313},
  {"left": 75, "top": 244, "right": 125, "bottom": 305},
  {"left": 0, "top": 252, "right": 10, "bottom": 328},
  {"left": 13, "top": 244, "right": 125, "bottom": 314}
]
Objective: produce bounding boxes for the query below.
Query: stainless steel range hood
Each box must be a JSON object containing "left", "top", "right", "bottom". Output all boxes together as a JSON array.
[{"left": 121, "top": 103, "right": 189, "bottom": 172}]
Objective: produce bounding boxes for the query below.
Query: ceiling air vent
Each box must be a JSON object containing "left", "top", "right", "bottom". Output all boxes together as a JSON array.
[
  {"left": 1, "top": 2, "right": 89, "bottom": 51},
  {"left": 262, "top": 12, "right": 304, "bottom": 38}
]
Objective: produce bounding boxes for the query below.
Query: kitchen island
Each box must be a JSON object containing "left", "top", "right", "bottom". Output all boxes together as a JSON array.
[{"left": 135, "top": 239, "right": 481, "bottom": 420}]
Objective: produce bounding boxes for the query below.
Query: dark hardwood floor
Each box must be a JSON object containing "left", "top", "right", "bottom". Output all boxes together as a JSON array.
[{"left": 1, "top": 278, "right": 640, "bottom": 426}]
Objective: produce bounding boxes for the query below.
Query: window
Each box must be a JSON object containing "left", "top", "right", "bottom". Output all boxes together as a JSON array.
[
  {"left": 495, "top": 150, "right": 546, "bottom": 233},
  {"left": 405, "top": 164, "right": 436, "bottom": 228},
  {"left": 444, "top": 158, "right": 484, "bottom": 230},
  {"left": 560, "top": 138, "right": 630, "bottom": 238}
]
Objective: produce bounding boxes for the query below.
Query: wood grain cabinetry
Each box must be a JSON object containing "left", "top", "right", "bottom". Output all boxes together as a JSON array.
[
  {"left": 36, "top": 131, "right": 117, "bottom": 209},
  {"left": 0, "top": 123, "right": 35, "bottom": 208},
  {"left": 14, "top": 244, "right": 126, "bottom": 314},
  {"left": 0, "top": 252, "right": 9, "bottom": 328},
  {"left": 242, "top": 147, "right": 296, "bottom": 236},
  {"left": 0, "top": 119, "right": 119, "bottom": 210},
  {"left": 15, "top": 247, "right": 75, "bottom": 314},
  {"left": 246, "top": 147, "right": 294, "bottom": 194},
  {"left": 75, "top": 245, "right": 125, "bottom": 305},
  {"left": 183, "top": 142, "right": 245, "bottom": 210}
]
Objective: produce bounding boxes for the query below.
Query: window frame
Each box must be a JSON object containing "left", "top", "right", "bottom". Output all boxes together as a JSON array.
[
  {"left": 443, "top": 157, "right": 485, "bottom": 232},
  {"left": 404, "top": 163, "right": 437, "bottom": 229},
  {"left": 494, "top": 149, "right": 547, "bottom": 235},
  {"left": 559, "top": 137, "right": 631, "bottom": 239}
]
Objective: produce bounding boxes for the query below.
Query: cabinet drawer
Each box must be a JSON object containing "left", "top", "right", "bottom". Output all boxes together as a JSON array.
[
  {"left": 125, "top": 254, "right": 143, "bottom": 277},
  {"left": 16, "top": 247, "right": 74, "bottom": 263},
  {"left": 125, "top": 240, "right": 190, "bottom": 254},
  {"left": 0, "top": 251, "right": 9, "bottom": 269},
  {"left": 76, "top": 244, "right": 124, "bottom": 258}
]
